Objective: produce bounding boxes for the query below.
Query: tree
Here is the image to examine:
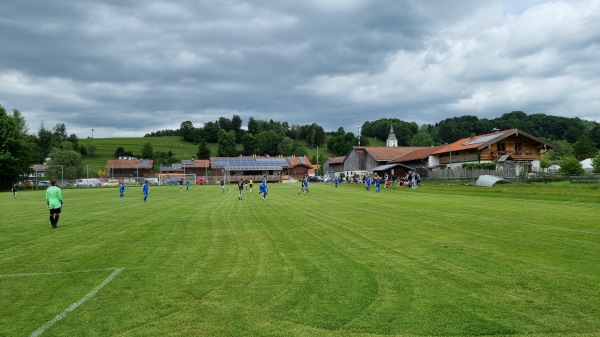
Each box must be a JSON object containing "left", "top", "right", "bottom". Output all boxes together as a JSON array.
[
  {"left": 217, "top": 129, "right": 237, "bottom": 157},
  {"left": 180, "top": 121, "right": 195, "bottom": 142},
  {"left": 141, "top": 143, "right": 154, "bottom": 159},
  {"left": 46, "top": 147, "right": 84, "bottom": 181},
  {"left": 0, "top": 106, "right": 37, "bottom": 187},
  {"left": 327, "top": 131, "right": 358, "bottom": 156},
  {"left": 52, "top": 123, "right": 68, "bottom": 144},
  {"left": 196, "top": 139, "right": 211, "bottom": 159},
  {"left": 558, "top": 157, "right": 585, "bottom": 175},
  {"left": 114, "top": 147, "right": 125, "bottom": 158},
  {"left": 231, "top": 115, "right": 243, "bottom": 143},
  {"left": 242, "top": 133, "right": 257, "bottom": 155},
  {"left": 546, "top": 140, "right": 574, "bottom": 161},
  {"left": 255, "top": 130, "right": 283, "bottom": 155},
  {"left": 409, "top": 131, "right": 434, "bottom": 146},
  {"left": 573, "top": 135, "right": 597, "bottom": 160},
  {"left": 218, "top": 117, "right": 232, "bottom": 132},
  {"left": 204, "top": 121, "right": 220, "bottom": 143},
  {"left": 247, "top": 117, "right": 260, "bottom": 134},
  {"left": 592, "top": 153, "right": 600, "bottom": 174},
  {"left": 277, "top": 137, "right": 296, "bottom": 156},
  {"left": 87, "top": 143, "right": 97, "bottom": 156}
]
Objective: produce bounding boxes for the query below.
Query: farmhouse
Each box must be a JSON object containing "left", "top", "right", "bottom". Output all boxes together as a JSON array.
[
  {"left": 105, "top": 159, "right": 154, "bottom": 181},
  {"left": 210, "top": 155, "right": 313, "bottom": 182},
  {"left": 427, "top": 129, "right": 554, "bottom": 174},
  {"left": 325, "top": 128, "right": 554, "bottom": 179}
]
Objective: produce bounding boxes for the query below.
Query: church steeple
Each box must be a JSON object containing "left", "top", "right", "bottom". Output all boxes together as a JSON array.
[{"left": 386, "top": 124, "right": 398, "bottom": 147}]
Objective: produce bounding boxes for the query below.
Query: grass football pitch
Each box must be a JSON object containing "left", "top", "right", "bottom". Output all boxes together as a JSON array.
[{"left": 2, "top": 182, "right": 600, "bottom": 336}]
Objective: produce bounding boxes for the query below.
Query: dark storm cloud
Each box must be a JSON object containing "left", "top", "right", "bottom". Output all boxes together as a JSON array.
[{"left": 0, "top": 0, "right": 599, "bottom": 137}]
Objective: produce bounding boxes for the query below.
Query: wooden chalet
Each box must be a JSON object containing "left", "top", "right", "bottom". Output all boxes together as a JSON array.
[
  {"left": 105, "top": 159, "right": 154, "bottom": 180},
  {"left": 429, "top": 129, "right": 554, "bottom": 172},
  {"left": 285, "top": 155, "right": 313, "bottom": 179},
  {"left": 323, "top": 156, "right": 346, "bottom": 177}
]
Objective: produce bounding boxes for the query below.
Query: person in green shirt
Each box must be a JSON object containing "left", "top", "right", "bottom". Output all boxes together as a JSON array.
[{"left": 45, "top": 179, "right": 63, "bottom": 228}]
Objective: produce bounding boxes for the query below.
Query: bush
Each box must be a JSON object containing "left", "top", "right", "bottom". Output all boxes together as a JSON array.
[
  {"left": 558, "top": 157, "right": 585, "bottom": 175},
  {"left": 462, "top": 163, "right": 496, "bottom": 170}
]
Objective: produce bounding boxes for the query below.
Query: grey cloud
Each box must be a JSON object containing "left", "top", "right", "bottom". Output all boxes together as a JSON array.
[{"left": 0, "top": 0, "right": 599, "bottom": 138}]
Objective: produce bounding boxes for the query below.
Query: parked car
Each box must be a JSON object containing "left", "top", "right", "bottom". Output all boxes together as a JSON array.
[
  {"left": 164, "top": 178, "right": 181, "bottom": 185},
  {"left": 308, "top": 176, "right": 323, "bottom": 182},
  {"left": 37, "top": 180, "right": 51, "bottom": 189},
  {"left": 102, "top": 179, "right": 120, "bottom": 187},
  {"left": 75, "top": 179, "right": 102, "bottom": 187},
  {"left": 57, "top": 181, "right": 70, "bottom": 188},
  {"left": 145, "top": 178, "right": 159, "bottom": 185},
  {"left": 195, "top": 177, "right": 211, "bottom": 184}
]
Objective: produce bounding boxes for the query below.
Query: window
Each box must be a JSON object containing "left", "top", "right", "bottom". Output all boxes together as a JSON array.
[
  {"left": 497, "top": 142, "right": 506, "bottom": 152},
  {"left": 515, "top": 142, "right": 523, "bottom": 151}
]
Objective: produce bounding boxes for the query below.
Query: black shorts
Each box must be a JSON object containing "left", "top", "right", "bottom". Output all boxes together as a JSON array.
[{"left": 49, "top": 208, "right": 62, "bottom": 215}]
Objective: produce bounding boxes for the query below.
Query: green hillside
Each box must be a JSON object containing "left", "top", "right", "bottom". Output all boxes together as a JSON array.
[{"left": 79, "top": 137, "right": 203, "bottom": 168}]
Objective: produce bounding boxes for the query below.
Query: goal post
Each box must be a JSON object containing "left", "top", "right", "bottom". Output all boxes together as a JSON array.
[{"left": 158, "top": 173, "right": 197, "bottom": 186}]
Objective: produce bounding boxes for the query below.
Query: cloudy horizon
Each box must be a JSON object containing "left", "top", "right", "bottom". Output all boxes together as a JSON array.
[{"left": 1, "top": 0, "right": 599, "bottom": 138}]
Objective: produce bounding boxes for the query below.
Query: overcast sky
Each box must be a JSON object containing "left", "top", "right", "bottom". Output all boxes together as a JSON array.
[{"left": 1, "top": 0, "right": 599, "bottom": 138}]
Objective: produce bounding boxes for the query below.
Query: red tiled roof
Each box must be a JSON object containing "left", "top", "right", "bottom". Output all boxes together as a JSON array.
[
  {"left": 431, "top": 129, "right": 554, "bottom": 154},
  {"left": 359, "top": 146, "right": 424, "bottom": 161},
  {"left": 106, "top": 159, "right": 153, "bottom": 169},
  {"left": 389, "top": 145, "right": 446, "bottom": 163},
  {"left": 285, "top": 155, "right": 312, "bottom": 167}
]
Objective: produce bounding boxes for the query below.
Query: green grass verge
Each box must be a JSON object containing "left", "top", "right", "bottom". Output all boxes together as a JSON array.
[{"left": 2, "top": 183, "right": 600, "bottom": 336}]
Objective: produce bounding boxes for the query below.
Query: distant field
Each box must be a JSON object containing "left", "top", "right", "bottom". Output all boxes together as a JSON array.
[
  {"left": 79, "top": 136, "right": 204, "bottom": 168},
  {"left": 2, "top": 182, "right": 600, "bottom": 336}
]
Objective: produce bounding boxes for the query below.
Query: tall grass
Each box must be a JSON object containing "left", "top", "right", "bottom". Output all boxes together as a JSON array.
[{"left": 2, "top": 183, "right": 600, "bottom": 336}]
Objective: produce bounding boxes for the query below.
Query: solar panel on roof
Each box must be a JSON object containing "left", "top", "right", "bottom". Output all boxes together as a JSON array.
[
  {"left": 183, "top": 160, "right": 194, "bottom": 165},
  {"left": 463, "top": 133, "right": 505, "bottom": 146},
  {"left": 139, "top": 160, "right": 151, "bottom": 166}
]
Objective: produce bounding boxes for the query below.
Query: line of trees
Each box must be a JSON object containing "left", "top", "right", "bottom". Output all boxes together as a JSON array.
[{"left": 0, "top": 104, "right": 90, "bottom": 187}]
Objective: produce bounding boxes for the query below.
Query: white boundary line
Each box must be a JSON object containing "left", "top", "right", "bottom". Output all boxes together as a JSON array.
[
  {"left": 28, "top": 268, "right": 123, "bottom": 337},
  {"left": 0, "top": 268, "right": 118, "bottom": 278}
]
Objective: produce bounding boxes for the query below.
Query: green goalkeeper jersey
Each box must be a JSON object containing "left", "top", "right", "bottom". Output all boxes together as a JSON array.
[{"left": 46, "top": 186, "right": 63, "bottom": 209}]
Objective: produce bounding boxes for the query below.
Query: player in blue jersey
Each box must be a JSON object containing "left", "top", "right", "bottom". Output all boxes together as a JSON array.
[
  {"left": 259, "top": 176, "right": 268, "bottom": 200},
  {"left": 374, "top": 173, "right": 381, "bottom": 192},
  {"left": 333, "top": 176, "right": 339, "bottom": 188},
  {"left": 142, "top": 180, "right": 149, "bottom": 201},
  {"left": 186, "top": 179, "right": 190, "bottom": 191},
  {"left": 298, "top": 176, "right": 308, "bottom": 194},
  {"left": 365, "top": 175, "right": 371, "bottom": 191},
  {"left": 119, "top": 181, "right": 126, "bottom": 198}
]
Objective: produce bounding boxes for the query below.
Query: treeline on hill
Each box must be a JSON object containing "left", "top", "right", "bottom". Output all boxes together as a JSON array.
[
  {"left": 144, "top": 111, "right": 600, "bottom": 160},
  {"left": 145, "top": 115, "right": 363, "bottom": 159}
]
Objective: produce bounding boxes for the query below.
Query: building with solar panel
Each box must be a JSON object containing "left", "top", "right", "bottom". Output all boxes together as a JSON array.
[{"left": 210, "top": 155, "right": 313, "bottom": 183}]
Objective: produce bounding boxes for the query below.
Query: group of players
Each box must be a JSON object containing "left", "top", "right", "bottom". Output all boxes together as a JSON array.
[{"left": 233, "top": 176, "right": 269, "bottom": 200}]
